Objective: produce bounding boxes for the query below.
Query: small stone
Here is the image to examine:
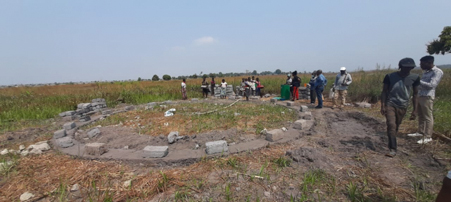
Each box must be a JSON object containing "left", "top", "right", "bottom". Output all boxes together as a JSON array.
[
  {"left": 195, "top": 144, "right": 200, "bottom": 150},
  {"left": 123, "top": 146, "right": 129, "bottom": 150},
  {"left": 289, "top": 184, "right": 295, "bottom": 190},
  {"left": 21, "top": 150, "right": 29, "bottom": 156},
  {"left": 300, "top": 105, "right": 309, "bottom": 112},
  {"left": 270, "top": 98, "right": 277, "bottom": 103},
  {"left": 70, "top": 184, "right": 80, "bottom": 192},
  {"left": 286, "top": 102, "right": 294, "bottom": 106},
  {"left": 234, "top": 112, "right": 241, "bottom": 116},
  {"left": 265, "top": 129, "right": 284, "bottom": 142},
  {"left": 20, "top": 192, "right": 34, "bottom": 201},
  {"left": 123, "top": 179, "right": 132, "bottom": 188},
  {"left": 0, "top": 149, "right": 8, "bottom": 155},
  {"left": 272, "top": 186, "right": 277, "bottom": 191},
  {"left": 19, "top": 145, "right": 25, "bottom": 151},
  {"left": 167, "top": 131, "right": 179, "bottom": 144},
  {"left": 281, "top": 127, "right": 288, "bottom": 132},
  {"left": 87, "top": 128, "right": 101, "bottom": 139},
  {"left": 63, "top": 122, "right": 76, "bottom": 130},
  {"left": 56, "top": 137, "right": 74, "bottom": 148},
  {"left": 264, "top": 191, "right": 270, "bottom": 197},
  {"left": 236, "top": 187, "right": 241, "bottom": 191}
]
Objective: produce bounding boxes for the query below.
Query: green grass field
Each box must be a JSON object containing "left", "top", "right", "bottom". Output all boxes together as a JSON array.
[{"left": 1, "top": 68, "right": 450, "bottom": 136}]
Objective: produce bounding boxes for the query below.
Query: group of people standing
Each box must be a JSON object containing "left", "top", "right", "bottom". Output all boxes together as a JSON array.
[
  {"left": 381, "top": 56, "right": 443, "bottom": 157},
  {"left": 239, "top": 76, "right": 263, "bottom": 101}
]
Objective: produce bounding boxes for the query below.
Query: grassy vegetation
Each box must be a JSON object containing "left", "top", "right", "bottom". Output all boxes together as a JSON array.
[{"left": 0, "top": 68, "right": 450, "bottom": 136}]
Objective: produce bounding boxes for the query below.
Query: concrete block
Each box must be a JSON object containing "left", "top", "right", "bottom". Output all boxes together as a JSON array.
[
  {"left": 270, "top": 98, "right": 277, "bottom": 103},
  {"left": 205, "top": 140, "right": 229, "bottom": 155},
  {"left": 87, "top": 128, "right": 101, "bottom": 138},
  {"left": 63, "top": 122, "right": 76, "bottom": 130},
  {"left": 287, "top": 102, "right": 294, "bottom": 106},
  {"left": 80, "top": 116, "right": 91, "bottom": 122},
  {"left": 302, "top": 112, "right": 313, "bottom": 120},
  {"left": 142, "top": 146, "right": 169, "bottom": 158},
  {"left": 85, "top": 143, "right": 107, "bottom": 156},
  {"left": 101, "top": 110, "right": 113, "bottom": 115},
  {"left": 293, "top": 120, "right": 307, "bottom": 130},
  {"left": 265, "top": 129, "right": 284, "bottom": 142},
  {"left": 300, "top": 105, "right": 309, "bottom": 112},
  {"left": 62, "top": 116, "right": 75, "bottom": 122},
  {"left": 53, "top": 129, "right": 67, "bottom": 139},
  {"left": 65, "top": 111, "right": 76, "bottom": 116},
  {"left": 82, "top": 103, "right": 92, "bottom": 109},
  {"left": 56, "top": 137, "right": 74, "bottom": 148},
  {"left": 59, "top": 112, "right": 67, "bottom": 117}
]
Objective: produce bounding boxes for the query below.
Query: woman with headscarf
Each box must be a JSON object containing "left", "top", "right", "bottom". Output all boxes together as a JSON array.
[{"left": 291, "top": 71, "right": 301, "bottom": 101}]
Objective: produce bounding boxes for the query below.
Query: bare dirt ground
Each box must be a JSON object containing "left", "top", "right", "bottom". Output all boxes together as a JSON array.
[{"left": 1, "top": 99, "right": 449, "bottom": 201}]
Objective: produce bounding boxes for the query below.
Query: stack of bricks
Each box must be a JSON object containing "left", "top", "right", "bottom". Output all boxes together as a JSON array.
[
  {"left": 214, "top": 85, "right": 234, "bottom": 97},
  {"left": 59, "top": 98, "right": 107, "bottom": 121},
  {"left": 298, "top": 87, "right": 310, "bottom": 100}
]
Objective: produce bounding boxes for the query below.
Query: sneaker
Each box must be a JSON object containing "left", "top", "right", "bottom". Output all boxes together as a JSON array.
[
  {"left": 407, "top": 132, "right": 423, "bottom": 137},
  {"left": 385, "top": 150, "right": 397, "bottom": 157},
  {"left": 315, "top": 106, "right": 323, "bottom": 109},
  {"left": 417, "top": 137, "right": 433, "bottom": 144}
]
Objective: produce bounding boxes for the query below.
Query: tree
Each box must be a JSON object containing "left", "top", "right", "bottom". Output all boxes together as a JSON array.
[
  {"left": 162, "top": 74, "right": 171, "bottom": 81},
  {"left": 137, "top": 77, "right": 142, "bottom": 81},
  {"left": 252, "top": 70, "right": 257, "bottom": 75},
  {"left": 202, "top": 74, "right": 208, "bottom": 79},
  {"left": 192, "top": 74, "right": 198, "bottom": 79},
  {"left": 274, "top": 69, "right": 282, "bottom": 74},
  {"left": 427, "top": 26, "right": 451, "bottom": 55},
  {"left": 218, "top": 72, "right": 224, "bottom": 77},
  {"left": 152, "top": 75, "right": 160, "bottom": 81}
]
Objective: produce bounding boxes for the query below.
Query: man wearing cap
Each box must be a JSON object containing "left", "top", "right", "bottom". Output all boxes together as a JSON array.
[
  {"left": 407, "top": 56, "right": 444, "bottom": 144},
  {"left": 332, "top": 67, "right": 352, "bottom": 109},
  {"left": 381, "top": 58, "right": 420, "bottom": 157}
]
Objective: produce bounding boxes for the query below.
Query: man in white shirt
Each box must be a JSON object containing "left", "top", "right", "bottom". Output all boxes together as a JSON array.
[
  {"left": 332, "top": 67, "right": 352, "bottom": 109},
  {"left": 408, "top": 56, "right": 444, "bottom": 144}
]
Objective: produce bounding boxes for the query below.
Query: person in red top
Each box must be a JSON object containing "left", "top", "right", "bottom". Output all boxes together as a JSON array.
[
  {"left": 210, "top": 77, "right": 215, "bottom": 96},
  {"left": 291, "top": 71, "right": 301, "bottom": 101}
]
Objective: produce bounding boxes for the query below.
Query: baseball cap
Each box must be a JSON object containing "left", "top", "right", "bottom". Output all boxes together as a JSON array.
[
  {"left": 398, "top": 58, "right": 416, "bottom": 68},
  {"left": 340, "top": 67, "right": 346, "bottom": 71}
]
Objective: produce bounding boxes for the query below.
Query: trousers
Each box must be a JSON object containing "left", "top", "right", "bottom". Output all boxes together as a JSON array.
[
  {"left": 385, "top": 105, "right": 407, "bottom": 151},
  {"left": 418, "top": 96, "right": 434, "bottom": 138}
]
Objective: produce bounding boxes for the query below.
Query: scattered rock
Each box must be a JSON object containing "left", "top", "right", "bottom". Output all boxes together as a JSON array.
[
  {"left": 87, "top": 128, "right": 101, "bottom": 139},
  {"left": 56, "top": 137, "right": 74, "bottom": 148},
  {"left": 266, "top": 129, "right": 284, "bottom": 142},
  {"left": 123, "top": 146, "right": 129, "bottom": 150},
  {"left": 234, "top": 112, "right": 241, "bottom": 116},
  {"left": 167, "top": 131, "right": 179, "bottom": 144},
  {"left": 85, "top": 143, "right": 108, "bottom": 156},
  {"left": 264, "top": 191, "right": 271, "bottom": 197},
  {"left": 20, "top": 192, "right": 34, "bottom": 201},
  {"left": 0, "top": 149, "right": 8, "bottom": 155},
  {"left": 20, "top": 150, "right": 29, "bottom": 156},
  {"left": 281, "top": 127, "right": 288, "bottom": 132},
  {"left": 293, "top": 120, "right": 307, "bottom": 130},
  {"left": 123, "top": 180, "right": 132, "bottom": 188},
  {"left": 300, "top": 105, "right": 309, "bottom": 112},
  {"left": 236, "top": 187, "right": 241, "bottom": 191},
  {"left": 63, "top": 122, "right": 76, "bottom": 130},
  {"left": 27, "top": 141, "right": 51, "bottom": 154},
  {"left": 287, "top": 102, "right": 294, "bottom": 106},
  {"left": 302, "top": 111, "right": 313, "bottom": 120},
  {"left": 260, "top": 128, "right": 268, "bottom": 135},
  {"left": 195, "top": 144, "right": 200, "bottom": 150},
  {"left": 54, "top": 129, "right": 67, "bottom": 139},
  {"left": 70, "top": 184, "right": 80, "bottom": 192},
  {"left": 264, "top": 94, "right": 271, "bottom": 98}
]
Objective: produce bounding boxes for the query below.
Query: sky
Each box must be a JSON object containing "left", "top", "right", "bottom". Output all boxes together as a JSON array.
[{"left": 0, "top": 1, "right": 450, "bottom": 85}]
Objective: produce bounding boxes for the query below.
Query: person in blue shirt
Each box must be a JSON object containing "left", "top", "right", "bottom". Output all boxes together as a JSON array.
[{"left": 312, "top": 70, "right": 327, "bottom": 108}]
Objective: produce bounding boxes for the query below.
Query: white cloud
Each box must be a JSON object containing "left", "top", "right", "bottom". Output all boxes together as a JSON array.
[
  {"left": 193, "top": 36, "right": 217, "bottom": 45},
  {"left": 170, "top": 46, "right": 185, "bottom": 51}
]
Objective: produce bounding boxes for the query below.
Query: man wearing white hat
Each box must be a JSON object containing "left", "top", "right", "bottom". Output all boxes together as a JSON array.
[{"left": 332, "top": 67, "right": 352, "bottom": 109}]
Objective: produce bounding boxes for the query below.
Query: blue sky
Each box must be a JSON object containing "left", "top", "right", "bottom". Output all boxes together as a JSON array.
[{"left": 1, "top": 1, "right": 450, "bottom": 85}]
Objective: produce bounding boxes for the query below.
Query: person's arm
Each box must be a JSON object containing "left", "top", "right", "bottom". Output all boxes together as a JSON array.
[
  {"left": 334, "top": 75, "right": 339, "bottom": 88},
  {"left": 381, "top": 83, "right": 389, "bottom": 116},
  {"left": 420, "top": 70, "right": 443, "bottom": 89},
  {"left": 346, "top": 74, "right": 352, "bottom": 85},
  {"left": 410, "top": 85, "right": 419, "bottom": 120}
]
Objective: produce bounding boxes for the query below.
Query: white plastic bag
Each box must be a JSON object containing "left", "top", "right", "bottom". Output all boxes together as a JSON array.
[
  {"left": 164, "top": 108, "right": 176, "bottom": 117},
  {"left": 329, "top": 88, "right": 335, "bottom": 99}
]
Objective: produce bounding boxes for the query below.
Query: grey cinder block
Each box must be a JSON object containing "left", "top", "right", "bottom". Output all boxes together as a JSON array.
[
  {"left": 205, "top": 140, "right": 229, "bottom": 155},
  {"left": 53, "top": 129, "right": 67, "bottom": 139},
  {"left": 63, "top": 122, "right": 76, "bottom": 130},
  {"left": 265, "top": 129, "right": 284, "bottom": 142},
  {"left": 300, "top": 105, "right": 309, "bottom": 112},
  {"left": 87, "top": 128, "right": 101, "bottom": 139},
  {"left": 142, "top": 146, "right": 169, "bottom": 158},
  {"left": 56, "top": 137, "right": 74, "bottom": 148},
  {"left": 85, "top": 143, "right": 107, "bottom": 156},
  {"left": 287, "top": 102, "right": 294, "bottom": 106},
  {"left": 293, "top": 120, "right": 307, "bottom": 130}
]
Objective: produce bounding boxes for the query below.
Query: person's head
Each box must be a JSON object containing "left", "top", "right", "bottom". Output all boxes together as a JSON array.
[
  {"left": 182, "top": 78, "right": 186, "bottom": 82},
  {"left": 312, "top": 71, "right": 317, "bottom": 76},
  {"left": 398, "top": 57, "right": 416, "bottom": 72},
  {"left": 256, "top": 78, "right": 259, "bottom": 82},
  {"left": 340, "top": 67, "right": 346, "bottom": 75},
  {"left": 248, "top": 77, "right": 251, "bottom": 81},
  {"left": 222, "top": 79, "right": 225, "bottom": 82},
  {"left": 242, "top": 78, "right": 245, "bottom": 82},
  {"left": 252, "top": 76, "right": 255, "bottom": 79},
  {"left": 292, "top": 71, "right": 298, "bottom": 76},
  {"left": 316, "top": 70, "right": 322, "bottom": 76},
  {"left": 287, "top": 73, "right": 291, "bottom": 78},
  {"left": 420, "top": 55, "right": 434, "bottom": 70},
  {"left": 212, "top": 77, "right": 215, "bottom": 81},
  {"left": 202, "top": 77, "right": 206, "bottom": 81}
]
